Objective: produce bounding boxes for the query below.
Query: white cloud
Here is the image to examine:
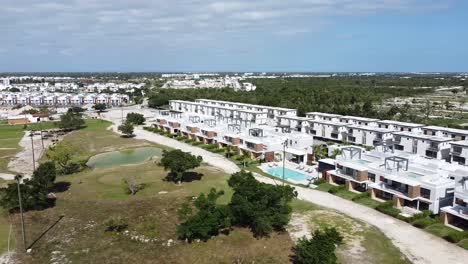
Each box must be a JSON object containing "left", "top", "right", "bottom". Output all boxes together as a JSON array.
[{"left": 0, "top": 0, "right": 456, "bottom": 58}]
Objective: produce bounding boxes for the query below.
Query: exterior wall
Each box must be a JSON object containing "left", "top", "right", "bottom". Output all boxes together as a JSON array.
[{"left": 356, "top": 170, "right": 368, "bottom": 182}]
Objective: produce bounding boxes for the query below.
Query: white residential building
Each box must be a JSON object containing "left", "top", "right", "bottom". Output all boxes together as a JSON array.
[{"left": 393, "top": 132, "right": 452, "bottom": 160}]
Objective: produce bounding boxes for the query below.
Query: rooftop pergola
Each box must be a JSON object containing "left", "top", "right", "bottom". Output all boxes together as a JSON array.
[
  {"left": 385, "top": 156, "right": 409, "bottom": 172},
  {"left": 249, "top": 128, "right": 264, "bottom": 137},
  {"left": 228, "top": 124, "right": 241, "bottom": 133},
  {"left": 276, "top": 125, "right": 291, "bottom": 133},
  {"left": 341, "top": 146, "right": 362, "bottom": 160}
]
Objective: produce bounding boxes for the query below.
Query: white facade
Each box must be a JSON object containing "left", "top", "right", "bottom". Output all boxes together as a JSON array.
[{"left": 393, "top": 132, "right": 452, "bottom": 160}]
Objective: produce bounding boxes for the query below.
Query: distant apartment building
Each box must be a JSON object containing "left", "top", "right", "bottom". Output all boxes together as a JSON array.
[
  {"left": 0, "top": 92, "right": 129, "bottom": 107},
  {"left": 393, "top": 132, "right": 452, "bottom": 160}
]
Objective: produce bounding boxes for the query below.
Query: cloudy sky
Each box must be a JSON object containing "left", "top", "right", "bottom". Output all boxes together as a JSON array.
[{"left": 1, "top": 0, "right": 467, "bottom": 72}]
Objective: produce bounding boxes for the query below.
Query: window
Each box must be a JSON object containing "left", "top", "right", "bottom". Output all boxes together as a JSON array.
[
  {"left": 368, "top": 173, "right": 376, "bottom": 182},
  {"left": 421, "top": 188, "right": 431, "bottom": 199}
]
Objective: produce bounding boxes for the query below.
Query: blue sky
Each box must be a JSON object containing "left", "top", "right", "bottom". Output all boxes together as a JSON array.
[{"left": 1, "top": 0, "right": 467, "bottom": 72}]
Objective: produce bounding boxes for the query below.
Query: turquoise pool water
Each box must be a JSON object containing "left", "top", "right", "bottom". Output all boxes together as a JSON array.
[
  {"left": 267, "top": 167, "right": 309, "bottom": 182},
  {"left": 87, "top": 147, "right": 162, "bottom": 169}
]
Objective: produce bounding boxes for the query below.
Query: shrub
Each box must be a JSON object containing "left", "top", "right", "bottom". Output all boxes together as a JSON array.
[
  {"left": 351, "top": 192, "right": 370, "bottom": 201},
  {"left": 411, "top": 217, "right": 437, "bottom": 229},
  {"left": 104, "top": 216, "right": 128, "bottom": 232},
  {"left": 292, "top": 227, "right": 343, "bottom": 264},
  {"left": 327, "top": 185, "right": 344, "bottom": 194},
  {"left": 313, "top": 178, "right": 326, "bottom": 185},
  {"left": 375, "top": 201, "right": 400, "bottom": 217},
  {"left": 442, "top": 232, "right": 465, "bottom": 243}
]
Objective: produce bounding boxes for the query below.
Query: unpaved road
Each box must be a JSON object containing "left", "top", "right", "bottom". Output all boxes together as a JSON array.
[{"left": 103, "top": 107, "right": 468, "bottom": 264}]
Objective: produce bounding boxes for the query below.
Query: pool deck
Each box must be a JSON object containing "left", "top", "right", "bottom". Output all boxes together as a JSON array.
[{"left": 259, "top": 161, "right": 318, "bottom": 186}]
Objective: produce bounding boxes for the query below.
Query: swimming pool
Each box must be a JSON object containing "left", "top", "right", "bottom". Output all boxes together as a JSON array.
[{"left": 267, "top": 167, "right": 309, "bottom": 182}]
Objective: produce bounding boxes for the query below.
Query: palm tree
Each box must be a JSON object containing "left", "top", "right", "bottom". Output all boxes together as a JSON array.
[
  {"left": 331, "top": 148, "right": 342, "bottom": 158},
  {"left": 224, "top": 145, "right": 234, "bottom": 158},
  {"left": 312, "top": 145, "right": 325, "bottom": 162},
  {"left": 239, "top": 153, "right": 251, "bottom": 168}
]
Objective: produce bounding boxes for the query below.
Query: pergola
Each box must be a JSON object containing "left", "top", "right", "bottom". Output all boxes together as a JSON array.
[{"left": 385, "top": 156, "right": 409, "bottom": 172}]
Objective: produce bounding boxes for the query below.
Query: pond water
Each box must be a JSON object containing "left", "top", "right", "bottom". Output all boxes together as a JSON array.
[{"left": 86, "top": 147, "right": 162, "bottom": 169}]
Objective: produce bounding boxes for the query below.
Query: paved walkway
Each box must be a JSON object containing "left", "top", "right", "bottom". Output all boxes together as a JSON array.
[{"left": 102, "top": 108, "right": 468, "bottom": 264}]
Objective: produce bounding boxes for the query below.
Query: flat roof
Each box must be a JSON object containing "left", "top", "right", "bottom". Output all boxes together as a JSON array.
[
  {"left": 347, "top": 124, "right": 393, "bottom": 133},
  {"left": 450, "top": 140, "right": 468, "bottom": 147},
  {"left": 340, "top": 116, "right": 379, "bottom": 122},
  {"left": 423, "top": 125, "right": 468, "bottom": 135},
  {"left": 377, "top": 120, "right": 424, "bottom": 127},
  {"left": 306, "top": 112, "right": 342, "bottom": 118},
  {"left": 393, "top": 131, "right": 453, "bottom": 142}
]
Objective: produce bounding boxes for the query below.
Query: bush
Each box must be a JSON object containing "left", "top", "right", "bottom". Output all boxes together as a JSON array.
[
  {"left": 313, "top": 178, "right": 326, "bottom": 185},
  {"left": 126, "top": 112, "right": 146, "bottom": 125},
  {"left": 375, "top": 201, "right": 400, "bottom": 217},
  {"left": 327, "top": 185, "right": 344, "bottom": 194},
  {"left": 292, "top": 227, "right": 343, "bottom": 264},
  {"left": 351, "top": 192, "right": 370, "bottom": 201},
  {"left": 104, "top": 216, "right": 128, "bottom": 232},
  {"left": 412, "top": 217, "right": 437, "bottom": 229}
]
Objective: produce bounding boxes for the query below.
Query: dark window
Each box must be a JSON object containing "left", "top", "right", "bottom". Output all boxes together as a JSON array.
[
  {"left": 368, "top": 173, "right": 376, "bottom": 182},
  {"left": 421, "top": 188, "right": 431, "bottom": 199}
]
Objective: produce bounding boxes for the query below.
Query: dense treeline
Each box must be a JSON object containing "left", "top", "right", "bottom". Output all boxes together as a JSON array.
[{"left": 148, "top": 77, "right": 443, "bottom": 117}]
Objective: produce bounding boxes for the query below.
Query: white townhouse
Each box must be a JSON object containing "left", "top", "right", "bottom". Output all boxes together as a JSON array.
[
  {"left": 423, "top": 126, "right": 468, "bottom": 141},
  {"left": 326, "top": 147, "right": 461, "bottom": 214},
  {"left": 346, "top": 125, "right": 394, "bottom": 148},
  {"left": 306, "top": 112, "right": 342, "bottom": 122},
  {"left": 339, "top": 116, "right": 379, "bottom": 127},
  {"left": 441, "top": 174, "right": 468, "bottom": 230},
  {"left": 377, "top": 120, "right": 424, "bottom": 133},
  {"left": 393, "top": 132, "right": 452, "bottom": 160},
  {"left": 450, "top": 141, "right": 468, "bottom": 165},
  {"left": 276, "top": 115, "right": 311, "bottom": 133},
  {"left": 307, "top": 119, "right": 349, "bottom": 141}
]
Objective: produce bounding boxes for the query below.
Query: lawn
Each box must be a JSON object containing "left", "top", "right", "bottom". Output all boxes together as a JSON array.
[{"left": 0, "top": 209, "right": 14, "bottom": 256}]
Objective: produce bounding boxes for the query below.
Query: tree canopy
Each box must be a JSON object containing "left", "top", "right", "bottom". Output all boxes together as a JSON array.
[
  {"left": 93, "top": 103, "right": 107, "bottom": 112},
  {"left": 126, "top": 112, "right": 146, "bottom": 125},
  {"left": 118, "top": 121, "right": 134, "bottom": 137},
  {"left": 159, "top": 149, "right": 202, "bottom": 183},
  {"left": 46, "top": 142, "right": 85, "bottom": 174},
  {"left": 292, "top": 227, "right": 344, "bottom": 264},
  {"left": 177, "top": 188, "right": 231, "bottom": 242},
  {"left": 228, "top": 170, "right": 297, "bottom": 237},
  {"left": 59, "top": 108, "right": 85, "bottom": 131}
]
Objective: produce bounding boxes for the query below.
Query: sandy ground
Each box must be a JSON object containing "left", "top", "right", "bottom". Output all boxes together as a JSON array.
[
  {"left": 5, "top": 133, "right": 58, "bottom": 179},
  {"left": 103, "top": 107, "right": 468, "bottom": 264}
]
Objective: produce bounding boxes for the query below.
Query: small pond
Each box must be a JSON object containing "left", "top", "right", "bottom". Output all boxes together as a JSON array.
[{"left": 86, "top": 147, "right": 162, "bottom": 169}]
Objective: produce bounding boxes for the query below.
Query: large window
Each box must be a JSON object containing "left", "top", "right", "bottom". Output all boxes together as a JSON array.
[
  {"left": 421, "top": 188, "right": 431, "bottom": 199},
  {"left": 368, "top": 173, "right": 376, "bottom": 183}
]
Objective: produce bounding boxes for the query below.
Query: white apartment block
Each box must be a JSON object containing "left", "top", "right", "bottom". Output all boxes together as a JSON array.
[
  {"left": 326, "top": 147, "right": 461, "bottom": 214},
  {"left": 377, "top": 120, "right": 424, "bottom": 133},
  {"left": 393, "top": 132, "right": 452, "bottom": 160},
  {"left": 307, "top": 120, "right": 349, "bottom": 141},
  {"left": 423, "top": 126, "right": 468, "bottom": 141},
  {"left": 346, "top": 125, "right": 394, "bottom": 148},
  {"left": 276, "top": 115, "right": 310, "bottom": 133},
  {"left": 0, "top": 92, "right": 129, "bottom": 107},
  {"left": 306, "top": 112, "right": 342, "bottom": 122},
  {"left": 440, "top": 175, "right": 468, "bottom": 230},
  {"left": 450, "top": 141, "right": 468, "bottom": 165},
  {"left": 153, "top": 110, "right": 313, "bottom": 164}
]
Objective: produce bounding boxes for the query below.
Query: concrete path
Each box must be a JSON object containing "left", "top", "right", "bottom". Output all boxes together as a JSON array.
[{"left": 102, "top": 108, "right": 468, "bottom": 264}]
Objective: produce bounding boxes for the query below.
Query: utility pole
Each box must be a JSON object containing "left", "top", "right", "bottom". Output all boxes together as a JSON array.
[
  {"left": 282, "top": 139, "right": 288, "bottom": 186},
  {"left": 39, "top": 121, "right": 44, "bottom": 150},
  {"left": 30, "top": 133, "right": 36, "bottom": 171},
  {"left": 15, "top": 175, "right": 27, "bottom": 252}
]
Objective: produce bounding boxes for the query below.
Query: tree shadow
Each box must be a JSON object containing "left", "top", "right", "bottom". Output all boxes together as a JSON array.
[
  {"left": 120, "top": 134, "right": 136, "bottom": 138},
  {"left": 163, "top": 172, "right": 204, "bottom": 183},
  {"left": 50, "top": 181, "right": 71, "bottom": 193},
  {"left": 181, "top": 172, "right": 204, "bottom": 182}
]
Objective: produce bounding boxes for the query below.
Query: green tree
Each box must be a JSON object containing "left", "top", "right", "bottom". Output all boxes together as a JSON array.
[
  {"left": 118, "top": 121, "right": 134, "bottom": 137},
  {"left": 330, "top": 148, "right": 342, "bottom": 158},
  {"left": 312, "top": 145, "right": 326, "bottom": 162},
  {"left": 46, "top": 142, "right": 84, "bottom": 174},
  {"left": 126, "top": 112, "right": 146, "bottom": 125},
  {"left": 93, "top": 103, "right": 107, "bottom": 113},
  {"left": 224, "top": 145, "right": 235, "bottom": 158},
  {"left": 228, "top": 170, "right": 297, "bottom": 237},
  {"left": 177, "top": 188, "right": 231, "bottom": 242},
  {"left": 159, "top": 149, "right": 202, "bottom": 183},
  {"left": 292, "top": 227, "right": 344, "bottom": 264},
  {"left": 59, "top": 108, "right": 85, "bottom": 131},
  {"left": 32, "top": 161, "right": 57, "bottom": 189}
]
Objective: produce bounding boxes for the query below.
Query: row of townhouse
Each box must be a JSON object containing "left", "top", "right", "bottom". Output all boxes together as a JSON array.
[
  {"left": 0, "top": 92, "right": 129, "bottom": 106},
  {"left": 153, "top": 110, "right": 314, "bottom": 165},
  {"left": 322, "top": 146, "right": 468, "bottom": 230},
  {"left": 169, "top": 99, "right": 297, "bottom": 121}
]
